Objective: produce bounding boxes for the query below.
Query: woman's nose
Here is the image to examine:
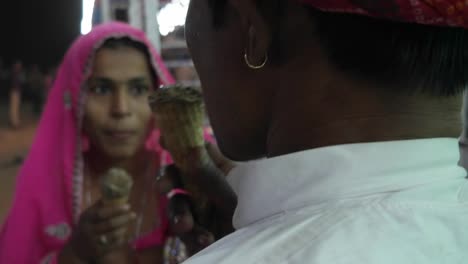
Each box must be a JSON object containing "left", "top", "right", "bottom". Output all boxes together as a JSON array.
[{"left": 111, "top": 89, "right": 131, "bottom": 118}]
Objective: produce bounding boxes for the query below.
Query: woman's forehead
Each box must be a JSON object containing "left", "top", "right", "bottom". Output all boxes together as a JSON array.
[{"left": 87, "top": 41, "right": 154, "bottom": 80}]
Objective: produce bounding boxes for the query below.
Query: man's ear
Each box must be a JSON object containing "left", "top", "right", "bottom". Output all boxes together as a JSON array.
[{"left": 229, "top": 0, "right": 271, "bottom": 66}]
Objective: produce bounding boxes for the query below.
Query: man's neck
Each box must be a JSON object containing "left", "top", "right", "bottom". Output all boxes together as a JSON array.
[{"left": 267, "top": 78, "right": 463, "bottom": 157}]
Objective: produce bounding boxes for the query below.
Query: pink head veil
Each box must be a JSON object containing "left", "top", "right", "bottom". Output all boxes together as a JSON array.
[{"left": 0, "top": 22, "right": 175, "bottom": 263}]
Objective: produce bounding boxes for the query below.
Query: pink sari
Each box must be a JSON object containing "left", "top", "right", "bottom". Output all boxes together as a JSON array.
[{"left": 0, "top": 22, "right": 176, "bottom": 263}]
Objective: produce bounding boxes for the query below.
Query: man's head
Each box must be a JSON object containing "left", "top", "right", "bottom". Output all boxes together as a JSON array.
[
  {"left": 83, "top": 38, "right": 156, "bottom": 161},
  {"left": 186, "top": 0, "right": 467, "bottom": 160}
]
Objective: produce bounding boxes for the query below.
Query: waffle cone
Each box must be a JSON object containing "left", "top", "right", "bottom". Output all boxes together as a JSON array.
[
  {"left": 150, "top": 86, "right": 205, "bottom": 162},
  {"left": 100, "top": 168, "right": 133, "bottom": 205}
]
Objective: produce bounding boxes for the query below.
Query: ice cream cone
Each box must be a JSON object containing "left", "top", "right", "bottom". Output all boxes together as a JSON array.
[
  {"left": 150, "top": 85, "right": 205, "bottom": 166},
  {"left": 100, "top": 168, "right": 133, "bottom": 206}
]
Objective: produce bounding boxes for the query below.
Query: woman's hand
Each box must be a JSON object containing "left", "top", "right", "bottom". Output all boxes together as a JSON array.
[
  {"left": 96, "top": 247, "right": 136, "bottom": 264},
  {"left": 63, "top": 201, "right": 136, "bottom": 263}
]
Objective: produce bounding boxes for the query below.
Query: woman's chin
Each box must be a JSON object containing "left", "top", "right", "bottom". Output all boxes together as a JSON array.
[{"left": 103, "top": 146, "right": 140, "bottom": 161}]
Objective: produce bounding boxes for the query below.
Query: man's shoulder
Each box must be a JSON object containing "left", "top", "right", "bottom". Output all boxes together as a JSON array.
[{"left": 186, "top": 197, "right": 468, "bottom": 264}]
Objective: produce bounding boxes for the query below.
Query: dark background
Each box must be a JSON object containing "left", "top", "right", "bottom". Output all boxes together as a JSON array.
[{"left": 0, "top": 0, "right": 82, "bottom": 68}]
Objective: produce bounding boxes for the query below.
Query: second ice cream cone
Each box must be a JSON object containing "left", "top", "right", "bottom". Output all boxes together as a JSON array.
[{"left": 101, "top": 168, "right": 133, "bottom": 205}]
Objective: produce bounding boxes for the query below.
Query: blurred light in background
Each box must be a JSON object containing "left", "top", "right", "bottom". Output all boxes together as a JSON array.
[
  {"left": 81, "top": 0, "right": 96, "bottom": 35},
  {"left": 80, "top": 0, "right": 189, "bottom": 36},
  {"left": 158, "top": 0, "right": 190, "bottom": 36}
]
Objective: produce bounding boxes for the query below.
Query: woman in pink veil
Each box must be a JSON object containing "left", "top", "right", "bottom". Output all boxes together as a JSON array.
[{"left": 0, "top": 22, "right": 207, "bottom": 263}]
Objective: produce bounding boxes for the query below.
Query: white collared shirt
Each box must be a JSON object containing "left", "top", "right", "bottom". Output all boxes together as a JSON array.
[{"left": 185, "top": 138, "right": 468, "bottom": 264}]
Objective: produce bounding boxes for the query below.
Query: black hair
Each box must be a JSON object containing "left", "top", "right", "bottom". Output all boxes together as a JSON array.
[
  {"left": 99, "top": 37, "right": 158, "bottom": 85},
  {"left": 209, "top": 0, "right": 468, "bottom": 96}
]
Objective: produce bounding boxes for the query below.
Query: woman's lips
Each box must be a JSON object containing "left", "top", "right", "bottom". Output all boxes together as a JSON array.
[{"left": 104, "top": 130, "right": 136, "bottom": 141}]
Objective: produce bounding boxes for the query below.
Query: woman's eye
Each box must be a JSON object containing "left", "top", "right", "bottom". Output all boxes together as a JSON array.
[
  {"left": 90, "top": 85, "right": 111, "bottom": 95},
  {"left": 130, "top": 84, "right": 149, "bottom": 96}
]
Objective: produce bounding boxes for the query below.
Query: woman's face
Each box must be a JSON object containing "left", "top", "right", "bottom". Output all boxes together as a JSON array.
[
  {"left": 185, "top": 0, "right": 273, "bottom": 161},
  {"left": 83, "top": 46, "right": 153, "bottom": 160}
]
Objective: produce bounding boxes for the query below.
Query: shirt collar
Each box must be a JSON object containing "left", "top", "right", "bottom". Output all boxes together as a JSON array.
[{"left": 227, "top": 138, "right": 466, "bottom": 229}]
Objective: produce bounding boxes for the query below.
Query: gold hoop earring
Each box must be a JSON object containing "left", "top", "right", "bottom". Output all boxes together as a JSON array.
[{"left": 244, "top": 52, "right": 268, "bottom": 70}]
